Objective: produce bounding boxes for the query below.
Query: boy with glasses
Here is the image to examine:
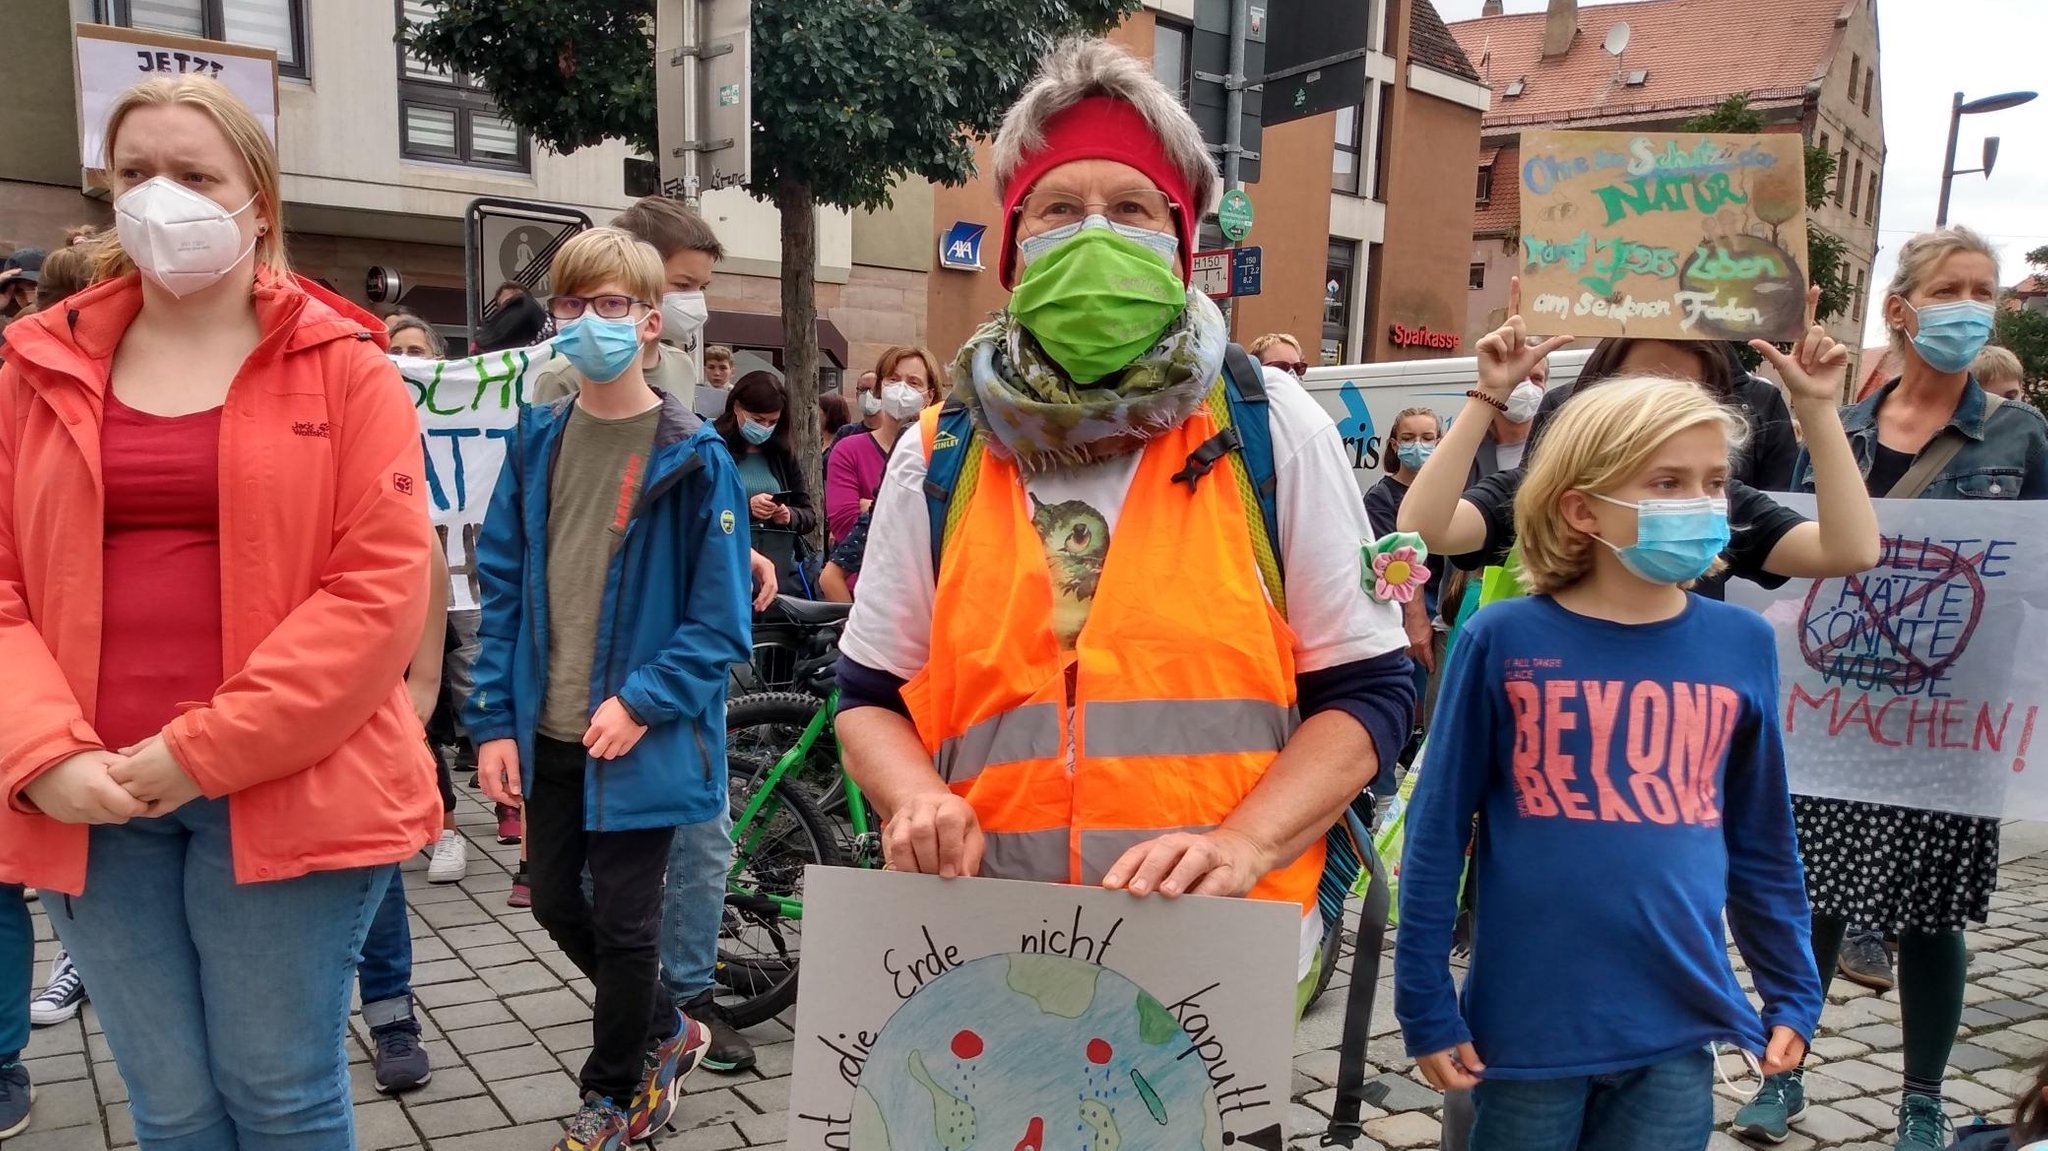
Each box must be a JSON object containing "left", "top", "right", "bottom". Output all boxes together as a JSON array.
[{"left": 468, "top": 228, "right": 753, "bottom": 1151}]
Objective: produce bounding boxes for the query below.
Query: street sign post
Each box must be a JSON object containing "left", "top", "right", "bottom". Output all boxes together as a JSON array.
[
  {"left": 1219, "top": 188, "right": 1255, "bottom": 241},
  {"left": 1261, "top": 0, "right": 1375, "bottom": 128},
  {"left": 655, "top": 0, "right": 752, "bottom": 206},
  {"left": 1232, "top": 245, "right": 1263, "bottom": 297},
  {"left": 462, "top": 198, "right": 593, "bottom": 340},
  {"left": 1192, "top": 250, "right": 1234, "bottom": 300}
]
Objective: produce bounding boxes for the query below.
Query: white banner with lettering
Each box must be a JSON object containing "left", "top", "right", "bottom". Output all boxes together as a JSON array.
[
  {"left": 1728, "top": 495, "right": 2048, "bottom": 820},
  {"left": 396, "top": 346, "right": 556, "bottom": 613}
]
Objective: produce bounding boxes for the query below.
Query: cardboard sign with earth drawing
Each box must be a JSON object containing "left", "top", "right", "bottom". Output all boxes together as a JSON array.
[
  {"left": 788, "top": 868, "right": 1299, "bottom": 1151},
  {"left": 1730, "top": 496, "right": 2048, "bottom": 820},
  {"left": 1517, "top": 129, "right": 1809, "bottom": 342}
]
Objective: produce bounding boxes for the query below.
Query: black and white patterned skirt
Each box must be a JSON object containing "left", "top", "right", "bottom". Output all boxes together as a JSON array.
[{"left": 1792, "top": 796, "right": 2000, "bottom": 934}]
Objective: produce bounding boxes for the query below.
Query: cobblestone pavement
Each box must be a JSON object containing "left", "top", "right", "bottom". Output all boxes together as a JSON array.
[{"left": 15, "top": 796, "right": 2048, "bottom": 1150}]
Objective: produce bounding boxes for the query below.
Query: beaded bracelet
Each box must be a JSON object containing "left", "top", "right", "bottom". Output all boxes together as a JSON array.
[{"left": 1465, "top": 389, "right": 1508, "bottom": 413}]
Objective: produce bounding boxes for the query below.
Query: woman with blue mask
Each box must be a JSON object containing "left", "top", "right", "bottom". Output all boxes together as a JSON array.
[
  {"left": 1734, "top": 226, "right": 2048, "bottom": 1151},
  {"left": 715, "top": 372, "right": 817, "bottom": 593},
  {"left": 1365, "top": 407, "right": 1450, "bottom": 752}
]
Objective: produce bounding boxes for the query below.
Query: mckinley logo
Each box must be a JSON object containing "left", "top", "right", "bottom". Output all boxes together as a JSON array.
[{"left": 292, "top": 421, "right": 331, "bottom": 438}]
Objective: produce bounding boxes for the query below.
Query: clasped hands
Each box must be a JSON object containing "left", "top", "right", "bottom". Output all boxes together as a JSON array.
[{"left": 23, "top": 735, "right": 203, "bottom": 825}]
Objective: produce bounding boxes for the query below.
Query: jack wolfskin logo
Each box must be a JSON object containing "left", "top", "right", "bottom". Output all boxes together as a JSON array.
[
  {"left": 719, "top": 509, "right": 736, "bottom": 535},
  {"left": 292, "top": 421, "right": 330, "bottom": 438},
  {"left": 932, "top": 430, "right": 960, "bottom": 451},
  {"left": 393, "top": 473, "right": 414, "bottom": 496}
]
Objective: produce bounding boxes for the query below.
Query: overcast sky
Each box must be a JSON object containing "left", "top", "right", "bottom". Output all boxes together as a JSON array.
[{"left": 1433, "top": 0, "right": 2048, "bottom": 347}]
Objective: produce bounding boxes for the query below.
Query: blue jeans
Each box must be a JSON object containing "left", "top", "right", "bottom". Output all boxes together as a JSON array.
[
  {"left": 357, "top": 870, "right": 414, "bottom": 1029},
  {"left": 46, "top": 798, "right": 392, "bottom": 1151},
  {"left": 0, "top": 886, "right": 29, "bottom": 1064},
  {"left": 1470, "top": 1050, "right": 1713, "bottom": 1151},
  {"left": 660, "top": 810, "right": 733, "bottom": 1004}
]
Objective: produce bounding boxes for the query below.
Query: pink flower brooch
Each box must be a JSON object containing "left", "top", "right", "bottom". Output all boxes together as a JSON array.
[{"left": 1363, "top": 532, "right": 1432, "bottom": 604}]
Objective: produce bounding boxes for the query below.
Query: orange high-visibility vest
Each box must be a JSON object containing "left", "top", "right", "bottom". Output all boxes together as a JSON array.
[{"left": 901, "top": 404, "right": 1324, "bottom": 916}]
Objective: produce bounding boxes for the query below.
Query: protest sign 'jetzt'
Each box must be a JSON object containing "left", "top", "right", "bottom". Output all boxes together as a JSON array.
[
  {"left": 1517, "top": 130, "right": 1810, "bottom": 342},
  {"left": 789, "top": 868, "right": 1299, "bottom": 1151},
  {"left": 1729, "top": 495, "right": 2048, "bottom": 820}
]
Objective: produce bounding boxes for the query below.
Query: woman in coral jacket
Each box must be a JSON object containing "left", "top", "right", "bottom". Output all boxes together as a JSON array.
[{"left": 0, "top": 75, "right": 439, "bottom": 1151}]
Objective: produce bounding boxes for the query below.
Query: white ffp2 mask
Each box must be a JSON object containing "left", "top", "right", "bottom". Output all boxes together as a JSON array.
[
  {"left": 661, "top": 290, "right": 708, "bottom": 348},
  {"left": 880, "top": 381, "right": 927, "bottom": 420},
  {"left": 113, "top": 177, "right": 258, "bottom": 298}
]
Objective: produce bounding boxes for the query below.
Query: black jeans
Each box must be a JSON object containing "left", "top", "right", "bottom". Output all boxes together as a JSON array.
[{"left": 527, "top": 737, "right": 677, "bottom": 1103}]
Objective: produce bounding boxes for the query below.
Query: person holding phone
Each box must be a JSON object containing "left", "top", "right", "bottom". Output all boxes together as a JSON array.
[{"left": 715, "top": 373, "right": 818, "bottom": 594}]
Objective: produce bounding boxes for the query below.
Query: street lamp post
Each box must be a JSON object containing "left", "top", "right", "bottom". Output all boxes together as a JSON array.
[{"left": 1936, "top": 89, "right": 2038, "bottom": 226}]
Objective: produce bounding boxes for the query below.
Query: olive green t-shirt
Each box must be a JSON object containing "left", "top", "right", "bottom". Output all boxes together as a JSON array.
[{"left": 539, "top": 402, "right": 663, "bottom": 741}]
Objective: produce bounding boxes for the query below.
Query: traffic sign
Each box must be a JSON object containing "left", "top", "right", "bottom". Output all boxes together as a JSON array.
[
  {"left": 1192, "top": 249, "right": 1233, "bottom": 300},
  {"left": 1219, "top": 188, "right": 1255, "bottom": 242},
  {"left": 1233, "top": 245, "right": 1263, "bottom": 297}
]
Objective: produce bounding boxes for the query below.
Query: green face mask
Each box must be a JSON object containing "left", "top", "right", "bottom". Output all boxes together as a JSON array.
[{"left": 1009, "top": 227, "right": 1188, "bottom": 384}]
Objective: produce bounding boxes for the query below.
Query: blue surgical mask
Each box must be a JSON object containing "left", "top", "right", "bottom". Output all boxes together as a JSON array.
[
  {"left": 555, "top": 314, "right": 644, "bottom": 384},
  {"left": 740, "top": 419, "right": 775, "bottom": 446},
  {"left": 1905, "top": 300, "right": 1995, "bottom": 374},
  {"left": 1017, "top": 213, "right": 1181, "bottom": 270},
  {"left": 1396, "top": 442, "right": 1435, "bottom": 471},
  {"left": 1593, "top": 495, "right": 1730, "bottom": 585}
]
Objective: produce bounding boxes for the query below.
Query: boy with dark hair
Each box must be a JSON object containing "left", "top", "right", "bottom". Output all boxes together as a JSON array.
[{"left": 469, "top": 227, "right": 752, "bottom": 1150}]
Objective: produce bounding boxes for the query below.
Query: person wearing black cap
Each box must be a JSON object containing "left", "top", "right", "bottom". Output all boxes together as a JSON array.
[{"left": 0, "top": 249, "right": 45, "bottom": 332}]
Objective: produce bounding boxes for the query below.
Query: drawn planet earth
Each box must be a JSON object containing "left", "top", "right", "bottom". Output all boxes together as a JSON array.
[
  {"left": 1675, "top": 233, "right": 1806, "bottom": 339},
  {"left": 850, "top": 952, "right": 1227, "bottom": 1151}
]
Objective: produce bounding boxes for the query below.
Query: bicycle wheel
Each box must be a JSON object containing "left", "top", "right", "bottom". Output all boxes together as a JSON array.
[
  {"left": 726, "top": 691, "right": 853, "bottom": 832},
  {"left": 1306, "top": 912, "right": 1344, "bottom": 1012},
  {"left": 718, "top": 704, "right": 845, "bottom": 1030}
]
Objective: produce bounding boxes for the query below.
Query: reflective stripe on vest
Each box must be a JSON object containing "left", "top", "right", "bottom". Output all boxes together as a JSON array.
[{"left": 906, "top": 402, "right": 1322, "bottom": 916}]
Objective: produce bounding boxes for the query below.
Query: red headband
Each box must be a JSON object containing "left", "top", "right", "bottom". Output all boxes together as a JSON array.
[{"left": 999, "top": 97, "right": 1198, "bottom": 288}]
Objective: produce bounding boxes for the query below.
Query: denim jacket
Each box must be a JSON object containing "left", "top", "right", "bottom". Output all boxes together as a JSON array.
[{"left": 1793, "top": 378, "right": 2048, "bottom": 501}]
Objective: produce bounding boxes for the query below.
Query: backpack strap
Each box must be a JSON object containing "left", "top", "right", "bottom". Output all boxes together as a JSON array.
[
  {"left": 1888, "top": 393, "right": 2004, "bottom": 500},
  {"left": 922, "top": 398, "right": 981, "bottom": 576},
  {"left": 1180, "top": 344, "right": 1285, "bottom": 614}
]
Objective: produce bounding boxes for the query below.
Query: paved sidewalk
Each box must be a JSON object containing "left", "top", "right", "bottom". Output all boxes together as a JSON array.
[{"left": 14, "top": 796, "right": 2048, "bottom": 1150}]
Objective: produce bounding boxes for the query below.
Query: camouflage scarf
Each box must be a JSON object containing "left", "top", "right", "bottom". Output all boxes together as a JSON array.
[{"left": 953, "top": 289, "right": 1227, "bottom": 474}]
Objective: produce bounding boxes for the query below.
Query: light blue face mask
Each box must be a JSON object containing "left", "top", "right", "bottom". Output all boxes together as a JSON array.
[
  {"left": 1017, "top": 213, "right": 1181, "bottom": 271},
  {"left": 1594, "top": 495, "right": 1730, "bottom": 585},
  {"left": 555, "top": 314, "right": 644, "bottom": 384},
  {"left": 1396, "top": 442, "right": 1435, "bottom": 471},
  {"left": 740, "top": 419, "right": 775, "bottom": 446},
  {"left": 1905, "top": 299, "right": 1995, "bottom": 374}
]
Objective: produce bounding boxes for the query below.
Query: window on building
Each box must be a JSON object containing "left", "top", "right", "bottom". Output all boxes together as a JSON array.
[
  {"left": 1153, "top": 19, "right": 1192, "bottom": 105},
  {"left": 1469, "top": 263, "right": 1486, "bottom": 290},
  {"left": 1475, "top": 162, "right": 1493, "bottom": 205},
  {"left": 1369, "top": 84, "right": 1393, "bottom": 201},
  {"left": 108, "top": 0, "right": 308, "bottom": 77},
  {"left": 1834, "top": 147, "right": 1848, "bottom": 206},
  {"left": 1850, "top": 159, "right": 1864, "bottom": 218},
  {"left": 1332, "top": 103, "right": 1363, "bottom": 195},
  {"left": 1848, "top": 55, "right": 1861, "bottom": 100},
  {"left": 1325, "top": 240, "right": 1358, "bottom": 364},
  {"left": 1818, "top": 131, "right": 1831, "bottom": 161},
  {"left": 1866, "top": 174, "right": 1879, "bottom": 222},
  {"left": 396, "top": 0, "right": 529, "bottom": 171},
  {"left": 1862, "top": 66, "right": 1874, "bottom": 115},
  {"left": 1853, "top": 268, "right": 1867, "bottom": 319}
]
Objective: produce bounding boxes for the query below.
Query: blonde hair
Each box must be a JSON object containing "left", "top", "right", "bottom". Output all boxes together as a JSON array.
[
  {"left": 1972, "top": 345, "right": 2023, "bottom": 387},
  {"left": 1886, "top": 226, "right": 2000, "bottom": 357},
  {"left": 1249, "top": 332, "right": 1305, "bottom": 360},
  {"left": 547, "top": 227, "right": 664, "bottom": 306},
  {"left": 96, "top": 75, "right": 286, "bottom": 282},
  {"left": 1514, "top": 376, "right": 1747, "bottom": 595}
]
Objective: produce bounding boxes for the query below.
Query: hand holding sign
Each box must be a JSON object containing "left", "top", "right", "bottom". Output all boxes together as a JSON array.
[
  {"left": 1750, "top": 285, "right": 1849, "bottom": 407},
  {"left": 1475, "top": 277, "right": 1575, "bottom": 402}
]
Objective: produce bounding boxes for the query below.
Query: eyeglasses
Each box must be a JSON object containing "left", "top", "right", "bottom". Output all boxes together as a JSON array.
[
  {"left": 1016, "top": 188, "right": 1175, "bottom": 234},
  {"left": 547, "top": 294, "right": 648, "bottom": 321},
  {"left": 1268, "top": 361, "right": 1309, "bottom": 378}
]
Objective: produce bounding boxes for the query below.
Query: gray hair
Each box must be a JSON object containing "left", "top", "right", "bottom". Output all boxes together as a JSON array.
[
  {"left": 992, "top": 37, "right": 1219, "bottom": 217},
  {"left": 1886, "top": 226, "right": 2000, "bottom": 356},
  {"left": 384, "top": 313, "right": 446, "bottom": 357}
]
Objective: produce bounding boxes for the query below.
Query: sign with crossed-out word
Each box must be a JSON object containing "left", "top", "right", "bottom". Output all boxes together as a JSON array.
[
  {"left": 790, "top": 868, "right": 1297, "bottom": 1151},
  {"left": 395, "top": 346, "right": 557, "bottom": 612},
  {"left": 1517, "top": 129, "right": 1809, "bottom": 342},
  {"left": 1728, "top": 495, "right": 2048, "bottom": 820}
]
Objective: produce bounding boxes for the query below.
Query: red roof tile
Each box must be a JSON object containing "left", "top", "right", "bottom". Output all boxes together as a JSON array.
[
  {"left": 1475, "top": 143, "right": 1520, "bottom": 234},
  {"left": 1451, "top": 0, "right": 1846, "bottom": 131},
  {"left": 2013, "top": 274, "right": 2048, "bottom": 298},
  {"left": 1411, "top": 0, "right": 1484, "bottom": 84},
  {"left": 1855, "top": 344, "right": 1900, "bottom": 401}
]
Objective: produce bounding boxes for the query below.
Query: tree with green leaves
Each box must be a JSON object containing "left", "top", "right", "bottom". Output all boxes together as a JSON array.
[
  {"left": 409, "top": 0, "right": 1139, "bottom": 486},
  {"left": 1682, "top": 95, "right": 1849, "bottom": 325},
  {"left": 1999, "top": 246, "right": 2048, "bottom": 415}
]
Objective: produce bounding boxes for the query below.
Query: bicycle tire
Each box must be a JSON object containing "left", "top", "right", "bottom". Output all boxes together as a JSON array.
[
  {"left": 726, "top": 691, "right": 852, "bottom": 824},
  {"left": 718, "top": 696, "right": 845, "bottom": 1029},
  {"left": 1306, "top": 912, "right": 1344, "bottom": 1012}
]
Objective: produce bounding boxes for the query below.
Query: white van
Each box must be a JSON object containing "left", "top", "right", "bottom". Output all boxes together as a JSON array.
[{"left": 1299, "top": 348, "right": 1594, "bottom": 490}]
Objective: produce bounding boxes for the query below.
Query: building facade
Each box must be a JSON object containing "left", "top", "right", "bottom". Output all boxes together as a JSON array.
[{"left": 1452, "top": 0, "right": 1885, "bottom": 387}]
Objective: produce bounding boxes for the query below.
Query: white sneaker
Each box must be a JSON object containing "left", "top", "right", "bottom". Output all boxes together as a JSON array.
[
  {"left": 426, "top": 830, "right": 468, "bottom": 884},
  {"left": 30, "top": 948, "right": 86, "bottom": 1026}
]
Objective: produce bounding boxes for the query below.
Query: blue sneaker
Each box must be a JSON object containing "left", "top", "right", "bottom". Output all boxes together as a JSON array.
[
  {"left": 552, "top": 1093, "right": 627, "bottom": 1151},
  {"left": 1731, "top": 1069, "right": 1805, "bottom": 1143},
  {"left": 1894, "top": 1092, "right": 1952, "bottom": 1150},
  {"left": 0, "top": 1061, "right": 33, "bottom": 1140}
]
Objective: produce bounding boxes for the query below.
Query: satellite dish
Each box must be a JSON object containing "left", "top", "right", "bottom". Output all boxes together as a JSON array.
[{"left": 1603, "top": 21, "right": 1632, "bottom": 57}]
